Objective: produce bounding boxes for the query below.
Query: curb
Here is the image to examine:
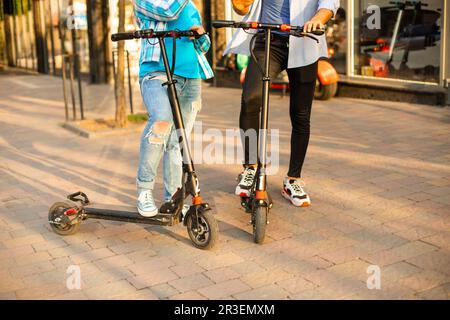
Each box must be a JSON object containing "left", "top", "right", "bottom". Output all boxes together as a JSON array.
[{"left": 62, "top": 121, "right": 144, "bottom": 138}]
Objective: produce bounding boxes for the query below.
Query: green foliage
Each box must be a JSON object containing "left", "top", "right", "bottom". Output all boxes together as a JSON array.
[{"left": 127, "top": 113, "right": 148, "bottom": 123}]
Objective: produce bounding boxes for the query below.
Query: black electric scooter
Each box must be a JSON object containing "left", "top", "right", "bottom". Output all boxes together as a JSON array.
[
  {"left": 48, "top": 29, "right": 218, "bottom": 250},
  {"left": 212, "top": 20, "right": 324, "bottom": 243}
]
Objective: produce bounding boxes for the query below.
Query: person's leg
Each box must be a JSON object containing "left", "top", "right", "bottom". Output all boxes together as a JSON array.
[
  {"left": 137, "top": 72, "right": 175, "bottom": 215},
  {"left": 236, "top": 35, "right": 288, "bottom": 196},
  {"left": 286, "top": 61, "right": 318, "bottom": 178},
  {"left": 281, "top": 61, "right": 318, "bottom": 207},
  {"left": 162, "top": 77, "right": 201, "bottom": 201},
  {"left": 240, "top": 35, "right": 287, "bottom": 165}
]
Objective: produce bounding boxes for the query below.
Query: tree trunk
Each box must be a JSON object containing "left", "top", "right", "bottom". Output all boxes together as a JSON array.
[
  {"left": 115, "top": 0, "right": 127, "bottom": 128},
  {"left": 0, "top": 0, "right": 6, "bottom": 68},
  {"left": 87, "top": 0, "right": 111, "bottom": 83},
  {"left": 33, "top": 0, "right": 49, "bottom": 73},
  {"left": 3, "top": 14, "right": 15, "bottom": 66}
]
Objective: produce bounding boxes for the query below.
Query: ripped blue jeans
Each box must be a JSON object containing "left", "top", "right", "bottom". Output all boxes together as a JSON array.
[{"left": 137, "top": 72, "right": 201, "bottom": 201}]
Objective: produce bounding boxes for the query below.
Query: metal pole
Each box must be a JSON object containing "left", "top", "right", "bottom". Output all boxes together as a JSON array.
[
  {"left": 47, "top": 0, "right": 57, "bottom": 75},
  {"left": 112, "top": 50, "right": 117, "bottom": 105},
  {"left": 75, "top": 53, "right": 84, "bottom": 120},
  {"left": 69, "top": 55, "right": 77, "bottom": 120},
  {"left": 126, "top": 50, "right": 133, "bottom": 114},
  {"left": 62, "top": 55, "right": 69, "bottom": 121},
  {"left": 256, "top": 29, "right": 272, "bottom": 192}
]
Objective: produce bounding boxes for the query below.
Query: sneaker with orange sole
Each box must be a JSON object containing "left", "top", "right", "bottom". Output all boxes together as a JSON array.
[{"left": 281, "top": 177, "right": 311, "bottom": 207}]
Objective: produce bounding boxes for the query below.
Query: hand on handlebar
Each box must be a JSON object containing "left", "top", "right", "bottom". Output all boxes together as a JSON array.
[
  {"left": 303, "top": 18, "right": 324, "bottom": 33},
  {"left": 189, "top": 25, "right": 206, "bottom": 40}
]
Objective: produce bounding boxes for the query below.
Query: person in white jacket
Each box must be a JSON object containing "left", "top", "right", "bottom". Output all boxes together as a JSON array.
[{"left": 228, "top": 0, "right": 339, "bottom": 207}]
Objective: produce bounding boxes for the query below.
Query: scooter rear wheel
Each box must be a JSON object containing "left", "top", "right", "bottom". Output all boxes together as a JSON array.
[
  {"left": 186, "top": 209, "right": 218, "bottom": 250},
  {"left": 48, "top": 202, "right": 80, "bottom": 236},
  {"left": 253, "top": 206, "right": 267, "bottom": 244}
]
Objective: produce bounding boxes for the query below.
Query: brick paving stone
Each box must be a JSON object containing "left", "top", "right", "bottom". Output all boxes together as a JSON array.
[
  {"left": 230, "top": 261, "right": 266, "bottom": 276},
  {"left": 406, "top": 250, "right": 450, "bottom": 276},
  {"left": 84, "top": 280, "right": 139, "bottom": 299},
  {"left": 170, "top": 263, "right": 205, "bottom": 278},
  {"left": 0, "top": 291, "right": 17, "bottom": 300},
  {"left": 149, "top": 283, "right": 180, "bottom": 299},
  {"left": 326, "top": 259, "right": 372, "bottom": 282},
  {"left": 0, "top": 245, "right": 35, "bottom": 259},
  {"left": 233, "top": 284, "right": 289, "bottom": 300},
  {"left": 398, "top": 270, "right": 450, "bottom": 292},
  {"left": 127, "top": 256, "right": 176, "bottom": 275},
  {"left": 109, "top": 239, "right": 154, "bottom": 255},
  {"left": 15, "top": 283, "right": 69, "bottom": 299},
  {"left": 382, "top": 261, "right": 422, "bottom": 280},
  {"left": 50, "top": 291, "right": 89, "bottom": 300},
  {"left": 198, "top": 279, "right": 251, "bottom": 299},
  {"left": 204, "top": 266, "right": 240, "bottom": 283},
  {"left": 416, "top": 283, "right": 450, "bottom": 300},
  {"left": 9, "top": 260, "right": 56, "bottom": 278},
  {"left": 276, "top": 276, "right": 316, "bottom": 294},
  {"left": 125, "top": 249, "right": 158, "bottom": 263},
  {"left": 241, "top": 268, "right": 294, "bottom": 289},
  {"left": 69, "top": 248, "right": 116, "bottom": 264},
  {"left": 169, "top": 290, "right": 206, "bottom": 300},
  {"left": 128, "top": 269, "right": 179, "bottom": 289},
  {"left": 2, "top": 234, "right": 45, "bottom": 249},
  {"left": 93, "top": 254, "right": 134, "bottom": 271},
  {"left": 364, "top": 241, "right": 439, "bottom": 266},
  {"left": 422, "top": 232, "right": 450, "bottom": 250},
  {"left": 196, "top": 252, "right": 244, "bottom": 270},
  {"left": 169, "top": 273, "right": 214, "bottom": 292}
]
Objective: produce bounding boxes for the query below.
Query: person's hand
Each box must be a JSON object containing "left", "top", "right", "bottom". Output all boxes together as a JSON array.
[
  {"left": 189, "top": 25, "right": 206, "bottom": 40},
  {"left": 304, "top": 18, "right": 324, "bottom": 33}
]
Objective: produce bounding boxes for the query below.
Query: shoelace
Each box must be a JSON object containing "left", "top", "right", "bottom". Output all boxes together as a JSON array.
[
  {"left": 242, "top": 168, "right": 256, "bottom": 185},
  {"left": 289, "top": 181, "right": 305, "bottom": 195},
  {"left": 141, "top": 191, "right": 154, "bottom": 205}
]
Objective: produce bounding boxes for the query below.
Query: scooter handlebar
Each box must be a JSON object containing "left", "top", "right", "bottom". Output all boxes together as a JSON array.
[
  {"left": 111, "top": 30, "right": 202, "bottom": 42},
  {"left": 111, "top": 32, "right": 137, "bottom": 42},
  {"left": 211, "top": 20, "right": 325, "bottom": 36},
  {"left": 211, "top": 20, "right": 237, "bottom": 28}
]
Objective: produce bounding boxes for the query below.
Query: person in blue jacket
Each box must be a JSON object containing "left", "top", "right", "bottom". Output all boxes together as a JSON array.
[{"left": 134, "top": 0, "right": 213, "bottom": 217}]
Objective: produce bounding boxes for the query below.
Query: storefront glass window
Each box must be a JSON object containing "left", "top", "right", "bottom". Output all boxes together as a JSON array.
[
  {"left": 327, "top": 0, "right": 347, "bottom": 74},
  {"left": 354, "top": 0, "right": 442, "bottom": 83}
]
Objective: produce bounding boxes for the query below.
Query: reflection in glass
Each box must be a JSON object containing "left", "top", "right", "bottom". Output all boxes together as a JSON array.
[{"left": 355, "top": 0, "right": 441, "bottom": 83}]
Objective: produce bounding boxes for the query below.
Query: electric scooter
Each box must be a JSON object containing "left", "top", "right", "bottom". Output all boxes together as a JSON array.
[
  {"left": 212, "top": 20, "right": 324, "bottom": 243},
  {"left": 48, "top": 29, "right": 218, "bottom": 250}
]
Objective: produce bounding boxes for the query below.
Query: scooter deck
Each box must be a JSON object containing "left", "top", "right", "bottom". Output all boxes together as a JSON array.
[{"left": 83, "top": 203, "right": 177, "bottom": 226}]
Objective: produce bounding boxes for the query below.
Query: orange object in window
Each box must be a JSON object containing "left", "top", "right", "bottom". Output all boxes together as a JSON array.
[{"left": 317, "top": 59, "right": 339, "bottom": 86}]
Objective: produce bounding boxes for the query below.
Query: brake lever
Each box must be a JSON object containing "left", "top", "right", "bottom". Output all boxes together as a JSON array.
[{"left": 290, "top": 30, "right": 320, "bottom": 43}]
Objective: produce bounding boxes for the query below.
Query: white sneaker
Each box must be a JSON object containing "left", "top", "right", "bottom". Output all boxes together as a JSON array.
[
  {"left": 235, "top": 166, "right": 256, "bottom": 197},
  {"left": 137, "top": 190, "right": 158, "bottom": 217},
  {"left": 281, "top": 178, "right": 311, "bottom": 207}
]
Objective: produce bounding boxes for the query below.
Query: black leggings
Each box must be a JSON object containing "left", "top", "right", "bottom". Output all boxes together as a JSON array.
[{"left": 240, "top": 34, "right": 317, "bottom": 178}]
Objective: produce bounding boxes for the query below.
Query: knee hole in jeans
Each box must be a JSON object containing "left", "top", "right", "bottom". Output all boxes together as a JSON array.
[{"left": 146, "top": 121, "right": 172, "bottom": 144}]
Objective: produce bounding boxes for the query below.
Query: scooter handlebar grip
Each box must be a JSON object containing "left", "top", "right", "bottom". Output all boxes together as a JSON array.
[
  {"left": 310, "top": 28, "right": 325, "bottom": 36},
  {"left": 212, "top": 20, "right": 235, "bottom": 28},
  {"left": 111, "top": 32, "right": 136, "bottom": 41}
]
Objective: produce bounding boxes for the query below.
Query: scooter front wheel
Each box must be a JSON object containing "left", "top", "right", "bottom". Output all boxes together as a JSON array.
[
  {"left": 186, "top": 209, "right": 218, "bottom": 250},
  {"left": 253, "top": 206, "right": 267, "bottom": 244},
  {"left": 48, "top": 202, "right": 81, "bottom": 235}
]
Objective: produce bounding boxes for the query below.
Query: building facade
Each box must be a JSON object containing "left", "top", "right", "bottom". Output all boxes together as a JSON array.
[
  {"left": 210, "top": 0, "right": 450, "bottom": 105},
  {"left": 1, "top": 0, "right": 449, "bottom": 105}
]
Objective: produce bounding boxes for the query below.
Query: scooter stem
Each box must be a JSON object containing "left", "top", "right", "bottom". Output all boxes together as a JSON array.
[
  {"left": 256, "top": 29, "right": 272, "bottom": 195},
  {"left": 159, "top": 37, "right": 199, "bottom": 197}
]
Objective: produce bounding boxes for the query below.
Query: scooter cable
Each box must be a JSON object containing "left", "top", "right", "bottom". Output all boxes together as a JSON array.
[{"left": 249, "top": 33, "right": 265, "bottom": 76}]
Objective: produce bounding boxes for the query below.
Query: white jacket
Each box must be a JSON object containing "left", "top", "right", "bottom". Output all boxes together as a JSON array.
[{"left": 224, "top": 0, "right": 340, "bottom": 68}]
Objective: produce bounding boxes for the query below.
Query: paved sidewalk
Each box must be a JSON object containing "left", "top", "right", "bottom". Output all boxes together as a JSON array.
[{"left": 0, "top": 72, "right": 449, "bottom": 300}]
